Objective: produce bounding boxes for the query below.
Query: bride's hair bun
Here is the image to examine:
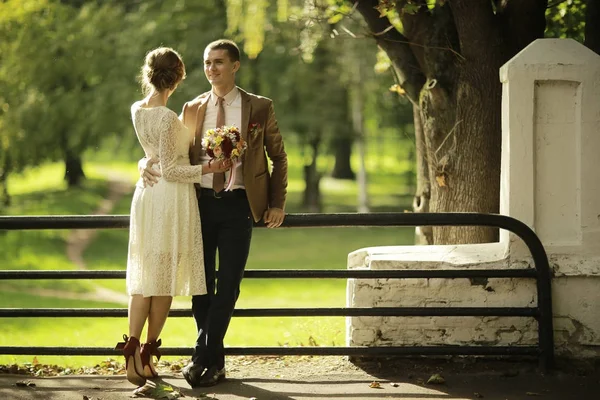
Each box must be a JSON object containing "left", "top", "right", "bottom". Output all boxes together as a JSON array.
[{"left": 140, "top": 47, "right": 186, "bottom": 94}]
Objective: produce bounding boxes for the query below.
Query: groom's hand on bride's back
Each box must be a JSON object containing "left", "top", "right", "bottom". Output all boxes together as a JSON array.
[{"left": 139, "top": 156, "right": 161, "bottom": 187}]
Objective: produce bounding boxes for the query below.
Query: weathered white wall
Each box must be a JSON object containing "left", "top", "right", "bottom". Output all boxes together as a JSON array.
[{"left": 346, "top": 39, "right": 600, "bottom": 358}]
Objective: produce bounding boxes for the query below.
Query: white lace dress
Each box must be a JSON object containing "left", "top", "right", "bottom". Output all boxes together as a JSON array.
[{"left": 127, "top": 103, "right": 207, "bottom": 297}]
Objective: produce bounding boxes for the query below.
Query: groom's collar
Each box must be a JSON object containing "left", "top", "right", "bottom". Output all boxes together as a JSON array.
[{"left": 210, "top": 86, "right": 239, "bottom": 106}]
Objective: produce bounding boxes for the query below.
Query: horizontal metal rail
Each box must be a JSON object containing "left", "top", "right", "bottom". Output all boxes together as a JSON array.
[
  {"left": 0, "top": 307, "right": 539, "bottom": 318},
  {"left": 0, "top": 346, "right": 540, "bottom": 357},
  {"left": 0, "top": 212, "right": 555, "bottom": 235},
  {"left": 0, "top": 268, "right": 538, "bottom": 280},
  {"left": 0, "top": 212, "right": 554, "bottom": 370}
]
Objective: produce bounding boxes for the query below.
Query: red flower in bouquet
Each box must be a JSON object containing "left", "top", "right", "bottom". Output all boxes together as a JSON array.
[{"left": 201, "top": 125, "right": 247, "bottom": 163}]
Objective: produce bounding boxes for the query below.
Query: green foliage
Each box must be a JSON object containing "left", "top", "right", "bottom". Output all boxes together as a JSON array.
[
  {"left": 545, "top": 0, "right": 586, "bottom": 41},
  {"left": 224, "top": 0, "right": 415, "bottom": 174},
  {"left": 0, "top": 0, "right": 228, "bottom": 188},
  {"left": 1, "top": 0, "right": 417, "bottom": 198},
  {"left": 0, "top": 1, "right": 133, "bottom": 172}
]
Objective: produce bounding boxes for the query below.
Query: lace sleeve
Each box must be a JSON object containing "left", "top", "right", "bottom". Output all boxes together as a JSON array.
[{"left": 158, "top": 111, "right": 205, "bottom": 183}]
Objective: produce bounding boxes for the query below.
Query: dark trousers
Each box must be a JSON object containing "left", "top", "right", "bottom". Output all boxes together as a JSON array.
[{"left": 191, "top": 189, "right": 253, "bottom": 369}]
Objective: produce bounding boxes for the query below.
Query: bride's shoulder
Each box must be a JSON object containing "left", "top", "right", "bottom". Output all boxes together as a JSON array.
[
  {"left": 131, "top": 100, "right": 143, "bottom": 113},
  {"left": 159, "top": 107, "right": 187, "bottom": 128}
]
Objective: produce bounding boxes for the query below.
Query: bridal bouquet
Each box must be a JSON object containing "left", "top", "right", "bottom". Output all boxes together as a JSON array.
[{"left": 201, "top": 125, "right": 247, "bottom": 191}]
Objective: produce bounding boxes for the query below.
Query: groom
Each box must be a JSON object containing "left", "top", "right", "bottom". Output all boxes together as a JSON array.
[{"left": 142, "top": 39, "right": 288, "bottom": 387}]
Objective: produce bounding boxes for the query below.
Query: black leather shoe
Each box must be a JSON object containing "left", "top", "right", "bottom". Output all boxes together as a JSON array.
[
  {"left": 196, "top": 365, "right": 226, "bottom": 387},
  {"left": 181, "top": 362, "right": 205, "bottom": 388}
]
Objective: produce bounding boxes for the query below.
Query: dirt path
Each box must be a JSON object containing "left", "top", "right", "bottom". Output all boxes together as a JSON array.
[
  {"left": 64, "top": 170, "right": 133, "bottom": 304},
  {"left": 65, "top": 172, "right": 132, "bottom": 272}
]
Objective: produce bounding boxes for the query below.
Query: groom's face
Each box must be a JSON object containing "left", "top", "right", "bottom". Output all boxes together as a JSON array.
[{"left": 204, "top": 49, "right": 239, "bottom": 88}]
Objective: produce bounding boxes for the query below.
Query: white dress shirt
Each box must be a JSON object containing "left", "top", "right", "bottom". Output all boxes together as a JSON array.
[{"left": 200, "top": 87, "right": 245, "bottom": 190}]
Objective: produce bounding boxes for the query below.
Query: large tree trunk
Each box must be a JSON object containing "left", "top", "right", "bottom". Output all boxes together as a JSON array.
[
  {"left": 350, "top": 81, "right": 369, "bottom": 213},
  {"left": 302, "top": 140, "right": 322, "bottom": 212},
  {"left": 420, "top": 73, "right": 501, "bottom": 244},
  {"left": 412, "top": 103, "right": 432, "bottom": 245},
  {"left": 331, "top": 137, "right": 355, "bottom": 180},
  {"left": 356, "top": 0, "right": 547, "bottom": 245},
  {"left": 418, "top": 2, "right": 503, "bottom": 244},
  {"left": 585, "top": 0, "right": 600, "bottom": 55},
  {"left": 331, "top": 88, "right": 356, "bottom": 180},
  {"left": 0, "top": 159, "right": 10, "bottom": 208},
  {"left": 246, "top": 56, "right": 261, "bottom": 93},
  {"left": 64, "top": 150, "right": 85, "bottom": 187}
]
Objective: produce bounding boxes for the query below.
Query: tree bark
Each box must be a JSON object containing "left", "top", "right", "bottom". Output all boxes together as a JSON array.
[
  {"left": 417, "top": 0, "right": 502, "bottom": 244},
  {"left": 497, "top": 0, "right": 548, "bottom": 57},
  {"left": 64, "top": 151, "right": 85, "bottom": 187},
  {"left": 585, "top": 0, "right": 600, "bottom": 55}
]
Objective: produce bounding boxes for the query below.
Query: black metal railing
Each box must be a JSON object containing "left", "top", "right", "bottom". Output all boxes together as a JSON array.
[{"left": 0, "top": 213, "right": 554, "bottom": 370}]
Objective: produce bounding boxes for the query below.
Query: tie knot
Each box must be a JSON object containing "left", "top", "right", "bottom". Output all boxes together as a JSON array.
[{"left": 217, "top": 96, "right": 225, "bottom": 105}]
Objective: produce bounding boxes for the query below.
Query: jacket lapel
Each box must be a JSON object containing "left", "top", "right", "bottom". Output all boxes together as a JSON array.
[{"left": 239, "top": 87, "right": 252, "bottom": 141}]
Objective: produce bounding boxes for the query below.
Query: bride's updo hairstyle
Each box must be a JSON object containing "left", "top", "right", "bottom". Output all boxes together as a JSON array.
[{"left": 141, "top": 47, "right": 186, "bottom": 94}]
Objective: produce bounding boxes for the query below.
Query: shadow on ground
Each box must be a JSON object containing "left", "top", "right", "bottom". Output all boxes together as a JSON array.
[{"left": 1, "top": 357, "right": 599, "bottom": 400}]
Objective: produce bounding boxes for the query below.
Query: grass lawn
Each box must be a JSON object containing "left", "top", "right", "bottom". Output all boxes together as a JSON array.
[{"left": 0, "top": 150, "right": 415, "bottom": 367}]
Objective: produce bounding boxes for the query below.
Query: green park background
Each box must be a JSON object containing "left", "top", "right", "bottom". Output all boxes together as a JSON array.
[{"left": 0, "top": 0, "right": 589, "bottom": 368}]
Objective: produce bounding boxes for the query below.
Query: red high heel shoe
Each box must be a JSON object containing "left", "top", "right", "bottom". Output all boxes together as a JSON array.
[
  {"left": 115, "top": 334, "right": 146, "bottom": 386},
  {"left": 140, "top": 338, "right": 162, "bottom": 379}
]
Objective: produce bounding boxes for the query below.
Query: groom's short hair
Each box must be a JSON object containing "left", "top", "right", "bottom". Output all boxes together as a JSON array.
[{"left": 205, "top": 39, "right": 240, "bottom": 63}]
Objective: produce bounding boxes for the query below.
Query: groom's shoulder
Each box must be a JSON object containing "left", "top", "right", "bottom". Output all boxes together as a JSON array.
[
  {"left": 184, "top": 91, "right": 211, "bottom": 109},
  {"left": 239, "top": 87, "right": 272, "bottom": 106}
]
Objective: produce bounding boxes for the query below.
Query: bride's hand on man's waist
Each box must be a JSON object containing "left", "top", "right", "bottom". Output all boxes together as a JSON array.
[{"left": 140, "top": 156, "right": 161, "bottom": 187}]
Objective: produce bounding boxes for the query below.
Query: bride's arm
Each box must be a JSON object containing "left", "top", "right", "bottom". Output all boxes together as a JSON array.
[{"left": 158, "top": 113, "right": 226, "bottom": 182}]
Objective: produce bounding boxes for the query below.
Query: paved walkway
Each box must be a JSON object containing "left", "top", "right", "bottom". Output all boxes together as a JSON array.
[{"left": 1, "top": 358, "right": 598, "bottom": 400}]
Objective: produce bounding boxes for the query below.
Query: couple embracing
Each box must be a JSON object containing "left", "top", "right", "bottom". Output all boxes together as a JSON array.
[{"left": 117, "top": 39, "right": 288, "bottom": 388}]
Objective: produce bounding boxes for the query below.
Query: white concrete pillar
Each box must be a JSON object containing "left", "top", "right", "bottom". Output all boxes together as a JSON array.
[{"left": 500, "top": 39, "right": 600, "bottom": 260}]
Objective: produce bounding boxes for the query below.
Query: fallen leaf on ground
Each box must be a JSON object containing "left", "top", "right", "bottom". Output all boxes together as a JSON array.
[
  {"left": 369, "top": 381, "right": 381, "bottom": 388},
  {"left": 131, "top": 380, "right": 183, "bottom": 399},
  {"left": 526, "top": 392, "right": 541, "bottom": 396},
  {"left": 474, "top": 392, "right": 484, "bottom": 398},
  {"left": 426, "top": 374, "right": 445, "bottom": 385}
]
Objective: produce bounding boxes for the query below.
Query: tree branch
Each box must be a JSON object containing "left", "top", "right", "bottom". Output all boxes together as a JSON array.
[
  {"left": 396, "top": 0, "right": 431, "bottom": 71},
  {"left": 354, "top": 0, "right": 426, "bottom": 103}
]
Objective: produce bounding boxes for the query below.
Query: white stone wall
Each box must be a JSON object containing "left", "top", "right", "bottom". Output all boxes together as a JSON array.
[
  {"left": 346, "top": 39, "right": 600, "bottom": 358},
  {"left": 346, "top": 245, "right": 539, "bottom": 350}
]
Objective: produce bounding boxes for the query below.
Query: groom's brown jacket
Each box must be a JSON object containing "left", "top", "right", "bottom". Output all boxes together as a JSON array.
[{"left": 181, "top": 87, "right": 288, "bottom": 222}]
